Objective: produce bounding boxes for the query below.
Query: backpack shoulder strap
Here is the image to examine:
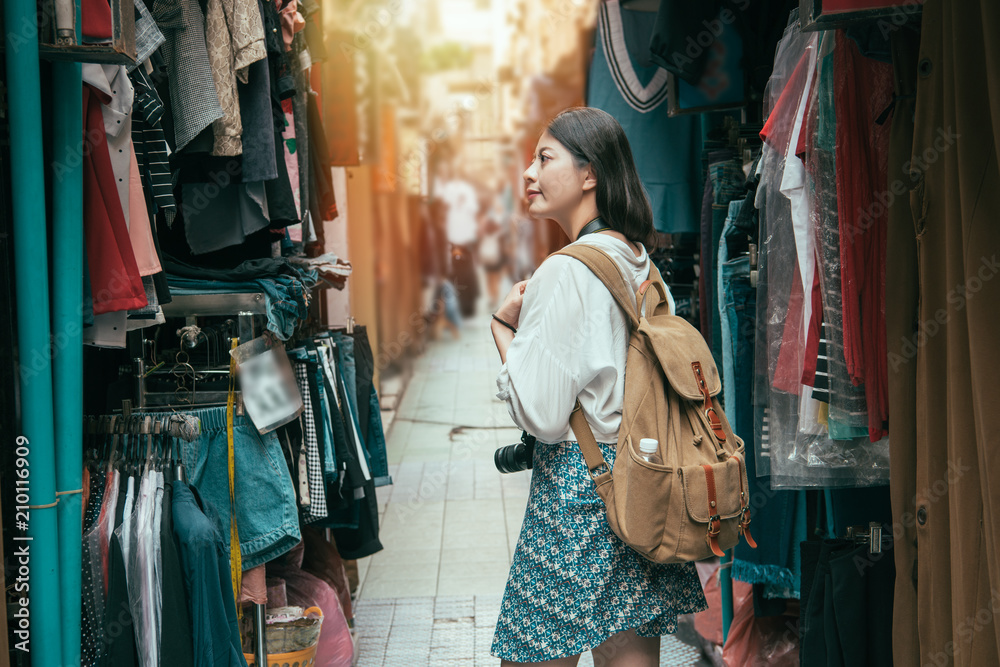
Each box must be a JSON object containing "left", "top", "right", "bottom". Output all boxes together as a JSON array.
[{"left": 553, "top": 244, "right": 640, "bottom": 329}]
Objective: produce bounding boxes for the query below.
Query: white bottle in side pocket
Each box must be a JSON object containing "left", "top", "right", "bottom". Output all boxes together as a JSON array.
[{"left": 638, "top": 438, "right": 662, "bottom": 465}]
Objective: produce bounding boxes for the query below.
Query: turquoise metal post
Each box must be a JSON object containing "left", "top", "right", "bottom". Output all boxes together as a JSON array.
[
  {"left": 51, "top": 57, "right": 84, "bottom": 666},
  {"left": 4, "top": 0, "right": 65, "bottom": 662},
  {"left": 720, "top": 549, "right": 733, "bottom": 643}
]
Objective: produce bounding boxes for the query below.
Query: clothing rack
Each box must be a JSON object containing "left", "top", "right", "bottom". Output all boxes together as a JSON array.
[
  {"left": 844, "top": 522, "right": 887, "bottom": 556},
  {"left": 131, "top": 291, "right": 266, "bottom": 409},
  {"left": 127, "top": 289, "right": 269, "bottom": 666}
]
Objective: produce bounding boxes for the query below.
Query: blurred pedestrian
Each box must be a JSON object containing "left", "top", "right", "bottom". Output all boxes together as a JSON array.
[
  {"left": 435, "top": 162, "right": 480, "bottom": 317},
  {"left": 478, "top": 189, "right": 510, "bottom": 312}
]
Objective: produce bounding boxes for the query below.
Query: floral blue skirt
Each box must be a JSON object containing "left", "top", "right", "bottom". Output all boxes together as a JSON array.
[{"left": 491, "top": 440, "right": 708, "bottom": 662}]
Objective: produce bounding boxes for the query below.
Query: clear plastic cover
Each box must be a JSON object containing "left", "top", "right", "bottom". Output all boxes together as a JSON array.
[
  {"left": 117, "top": 468, "right": 162, "bottom": 666},
  {"left": 755, "top": 23, "right": 890, "bottom": 489}
]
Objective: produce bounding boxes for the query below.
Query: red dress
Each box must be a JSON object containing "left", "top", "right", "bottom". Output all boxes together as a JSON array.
[{"left": 83, "top": 84, "right": 147, "bottom": 315}]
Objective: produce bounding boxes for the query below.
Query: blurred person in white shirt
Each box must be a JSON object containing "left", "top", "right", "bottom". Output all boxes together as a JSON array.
[{"left": 435, "top": 162, "right": 481, "bottom": 317}]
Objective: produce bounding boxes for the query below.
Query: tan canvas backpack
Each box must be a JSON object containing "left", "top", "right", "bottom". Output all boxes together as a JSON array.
[{"left": 554, "top": 244, "right": 757, "bottom": 564}]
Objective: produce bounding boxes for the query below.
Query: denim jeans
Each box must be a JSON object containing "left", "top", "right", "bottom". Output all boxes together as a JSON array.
[
  {"left": 364, "top": 387, "right": 390, "bottom": 487},
  {"left": 313, "top": 362, "right": 338, "bottom": 480},
  {"left": 718, "top": 199, "right": 745, "bottom": 418},
  {"left": 334, "top": 330, "right": 391, "bottom": 487},
  {"left": 177, "top": 406, "right": 301, "bottom": 569},
  {"left": 706, "top": 154, "right": 746, "bottom": 382},
  {"left": 330, "top": 334, "right": 359, "bottom": 428},
  {"left": 718, "top": 202, "right": 805, "bottom": 596}
]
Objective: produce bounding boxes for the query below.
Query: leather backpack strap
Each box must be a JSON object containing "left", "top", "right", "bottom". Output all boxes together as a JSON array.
[
  {"left": 570, "top": 401, "right": 611, "bottom": 484},
  {"left": 553, "top": 245, "right": 640, "bottom": 329},
  {"left": 733, "top": 453, "right": 758, "bottom": 549},
  {"left": 702, "top": 463, "right": 726, "bottom": 557},
  {"left": 637, "top": 262, "right": 671, "bottom": 319}
]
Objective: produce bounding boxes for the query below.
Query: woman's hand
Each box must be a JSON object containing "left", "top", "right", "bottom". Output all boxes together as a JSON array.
[
  {"left": 492, "top": 280, "right": 527, "bottom": 364},
  {"left": 495, "top": 280, "right": 528, "bottom": 328}
]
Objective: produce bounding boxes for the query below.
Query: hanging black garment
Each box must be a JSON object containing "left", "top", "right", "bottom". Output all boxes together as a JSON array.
[
  {"left": 328, "top": 348, "right": 382, "bottom": 559},
  {"left": 237, "top": 0, "right": 279, "bottom": 184},
  {"left": 647, "top": 0, "right": 724, "bottom": 85},
  {"left": 158, "top": 472, "right": 195, "bottom": 665},
  {"left": 799, "top": 538, "right": 894, "bottom": 666},
  {"left": 350, "top": 326, "right": 375, "bottom": 447},
  {"left": 102, "top": 472, "right": 137, "bottom": 667}
]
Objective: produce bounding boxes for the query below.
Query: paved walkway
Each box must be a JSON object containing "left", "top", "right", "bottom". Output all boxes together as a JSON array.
[{"left": 352, "top": 312, "right": 707, "bottom": 666}]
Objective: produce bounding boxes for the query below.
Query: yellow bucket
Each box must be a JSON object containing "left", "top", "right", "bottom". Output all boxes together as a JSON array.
[{"left": 243, "top": 644, "right": 317, "bottom": 667}]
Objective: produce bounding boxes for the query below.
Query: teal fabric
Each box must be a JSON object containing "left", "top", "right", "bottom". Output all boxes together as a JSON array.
[{"left": 586, "top": 1, "right": 703, "bottom": 234}]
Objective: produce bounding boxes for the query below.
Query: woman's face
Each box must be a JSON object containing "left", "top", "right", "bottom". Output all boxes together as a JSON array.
[{"left": 522, "top": 131, "right": 590, "bottom": 221}]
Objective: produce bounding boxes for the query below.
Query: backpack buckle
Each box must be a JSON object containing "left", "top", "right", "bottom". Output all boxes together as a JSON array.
[
  {"left": 704, "top": 407, "right": 728, "bottom": 443},
  {"left": 706, "top": 515, "right": 726, "bottom": 557},
  {"left": 738, "top": 507, "right": 758, "bottom": 548}
]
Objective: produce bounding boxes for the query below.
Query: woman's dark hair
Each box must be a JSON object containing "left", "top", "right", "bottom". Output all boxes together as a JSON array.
[{"left": 546, "top": 107, "right": 656, "bottom": 248}]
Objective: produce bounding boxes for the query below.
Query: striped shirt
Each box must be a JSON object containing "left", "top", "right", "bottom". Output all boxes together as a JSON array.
[{"left": 130, "top": 68, "right": 175, "bottom": 213}]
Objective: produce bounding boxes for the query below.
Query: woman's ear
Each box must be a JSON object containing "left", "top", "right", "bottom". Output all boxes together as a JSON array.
[{"left": 582, "top": 164, "right": 598, "bottom": 192}]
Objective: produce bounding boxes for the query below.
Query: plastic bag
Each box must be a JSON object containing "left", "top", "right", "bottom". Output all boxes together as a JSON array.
[
  {"left": 269, "top": 542, "right": 353, "bottom": 667},
  {"left": 722, "top": 581, "right": 799, "bottom": 667},
  {"left": 301, "top": 526, "right": 354, "bottom": 623}
]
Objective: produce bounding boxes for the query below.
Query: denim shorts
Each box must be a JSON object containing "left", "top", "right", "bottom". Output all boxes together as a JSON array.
[{"left": 180, "top": 406, "right": 301, "bottom": 569}]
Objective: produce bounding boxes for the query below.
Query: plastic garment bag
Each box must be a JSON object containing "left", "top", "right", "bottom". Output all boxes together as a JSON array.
[
  {"left": 115, "top": 468, "right": 163, "bottom": 666},
  {"left": 755, "top": 19, "right": 889, "bottom": 488}
]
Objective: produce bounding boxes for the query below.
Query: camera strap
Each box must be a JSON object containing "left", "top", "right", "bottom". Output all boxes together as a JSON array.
[{"left": 576, "top": 216, "right": 611, "bottom": 241}]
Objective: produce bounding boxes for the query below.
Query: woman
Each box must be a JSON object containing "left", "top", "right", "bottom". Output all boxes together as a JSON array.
[{"left": 489, "top": 107, "right": 707, "bottom": 666}]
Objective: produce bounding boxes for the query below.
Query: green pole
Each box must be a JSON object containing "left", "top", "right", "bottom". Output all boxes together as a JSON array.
[
  {"left": 4, "top": 0, "right": 65, "bottom": 662},
  {"left": 51, "top": 57, "right": 84, "bottom": 667},
  {"left": 720, "top": 548, "right": 734, "bottom": 643}
]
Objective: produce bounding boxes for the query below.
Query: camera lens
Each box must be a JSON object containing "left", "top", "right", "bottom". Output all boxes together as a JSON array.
[{"left": 494, "top": 432, "right": 535, "bottom": 474}]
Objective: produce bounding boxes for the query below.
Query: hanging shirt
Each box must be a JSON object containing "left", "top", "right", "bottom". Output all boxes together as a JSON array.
[
  {"left": 172, "top": 481, "right": 248, "bottom": 667},
  {"left": 157, "top": 0, "right": 225, "bottom": 152},
  {"left": 130, "top": 67, "right": 175, "bottom": 215},
  {"left": 587, "top": 0, "right": 702, "bottom": 234},
  {"left": 205, "top": 0, "right": 267, "bottom": 156},
  {"left": 83, "top": 64, "right": 134, "bottom": 223},
  {"left": 82, "top": 81, "right": 146, "bottom": 318},
  {"left": 129, "top": 0, "right": 165, "bottom": 72},
  {"left": 834, "top": 31, "right": 892, "bottom": 441},
  {"left": 497, "top": 233, "right": 674, "bottom": 444}
]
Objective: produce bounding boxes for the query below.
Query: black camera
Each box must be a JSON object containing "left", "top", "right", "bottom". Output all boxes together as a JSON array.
[{"left": 494, "top": 431, "right": 536, "bottom": 474}]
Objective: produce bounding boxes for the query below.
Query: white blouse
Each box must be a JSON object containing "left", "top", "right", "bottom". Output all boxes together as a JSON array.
[{"left": 496, "top": 233, "right": 675, "bottom": 444}]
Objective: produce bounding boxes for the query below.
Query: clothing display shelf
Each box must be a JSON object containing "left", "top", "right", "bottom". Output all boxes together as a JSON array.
[
  {"left": 132, "top": 290, "right": 269, "bottom": 665},
  {"left": 35, "top": 0, "right": 138, "bottom": 65},
  {"left": 133, "top": 292, "right": 266, "bottom": 408},
  {"left": 799, "top": 0, "right": 923, "bottom": 33}
]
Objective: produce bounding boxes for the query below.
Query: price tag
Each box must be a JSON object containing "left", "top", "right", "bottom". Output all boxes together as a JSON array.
[{"left": 230, "top": 335, "right": 303, "bottom": 433}]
